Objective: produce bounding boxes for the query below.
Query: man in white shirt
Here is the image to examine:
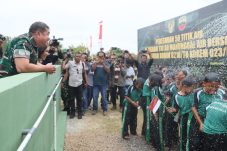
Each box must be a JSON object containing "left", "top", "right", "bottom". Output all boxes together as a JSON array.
[
  {"left": 124, "top": 60, "right": 135, "bottom": 88},
  {"left": 62, "top": 52, "right": 87, "bottom": 119}
]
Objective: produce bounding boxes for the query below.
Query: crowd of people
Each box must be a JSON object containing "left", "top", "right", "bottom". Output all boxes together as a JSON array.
[
  {"left": 122, "top": 69, "right": 227, "bottom": 151},
  {"left": 0, "top": 21, "right": 227, "bottom": 151},
  {"left": 60, "top": 47, "right": 153, "bottom": 119}
]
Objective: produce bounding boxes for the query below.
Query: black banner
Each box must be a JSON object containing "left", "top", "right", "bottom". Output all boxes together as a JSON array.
[{"left": 138, "top": 0, "right": 227, "bottom": 85}]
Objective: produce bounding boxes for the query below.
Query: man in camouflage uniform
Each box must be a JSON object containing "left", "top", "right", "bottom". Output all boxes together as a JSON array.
[{"left": 0, "top": 21, "right": 55, "bottom": 77}]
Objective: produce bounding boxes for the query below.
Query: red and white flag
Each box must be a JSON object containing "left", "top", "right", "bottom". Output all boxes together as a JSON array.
[
  {"left": 148, "top": 95, "right": 161, "bottom": 114},
  {"left": 90, "top": 35, "right": 92, "bottom": 51},
  {"left": 99, "top": 21, "right": 103, "bottom": 40}
]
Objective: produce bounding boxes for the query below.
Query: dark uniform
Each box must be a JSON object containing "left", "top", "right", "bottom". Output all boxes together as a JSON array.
[{"left": 0, "top": 33, "right": 38, "bottom": 77}]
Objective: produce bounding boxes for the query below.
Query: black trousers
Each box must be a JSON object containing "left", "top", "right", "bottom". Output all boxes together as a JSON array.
[
  {"left": 164, "top": 112, "right": 178, "bottom": 149},
  {"left": 189, "top": 117, "right": 205, "bottom": 151},
  {"left": 181, "top": 114, "right": 189, "bottom": 151},
  {"left": 203, "top": 133, "right": 227, "bottom": 151},
  {"left": 111, "top": 85, "right": 125, "bottom": 107},
  {"left": 150, "top": 113, "right": 160, "bottom": 149},
  {"left": 140, "top": 96, "right": 146, "bottom": 136},
  {"left": 69, "top": 85, "right": 83, "bottom": 116},
  {"left": 122, "top": 104, "right": 138, "bottom": 136}
]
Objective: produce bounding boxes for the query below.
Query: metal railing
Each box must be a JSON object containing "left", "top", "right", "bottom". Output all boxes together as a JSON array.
[{"left": 17, "top": 77, "right": 63, "bottom": 151}]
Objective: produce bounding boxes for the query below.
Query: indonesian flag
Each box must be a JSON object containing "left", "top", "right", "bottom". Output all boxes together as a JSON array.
[
  {"left": 99, "top": 21, "right": 103, "bottom": 40},
  {"left": 90, "top": 35, "right": 92, "bottom": 51},
  {"left": 148, "top": 95, "right": 161, "bottom": 114}
]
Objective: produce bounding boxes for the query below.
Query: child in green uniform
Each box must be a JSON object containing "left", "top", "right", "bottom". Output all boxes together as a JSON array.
[
  {"left": 164, "top": 71, "right": 184, "bottom": 151},
  {"left": 167, "top": 77, "right": 195, "bottom": 151},
  {"left": 141, "top": 78, "right": 151, "bottom": 138},
  {"left": 190, "top": 72, "right": 222, "bottom": 151},
  {"left": 202, "top": 93, "right": 227, "bottom": 151},
  {"left": 148, "top": 73, "right": 165, "bottom": 150},
  {"left": 122, "top": 78, "right": 144, "bottom": 139}
]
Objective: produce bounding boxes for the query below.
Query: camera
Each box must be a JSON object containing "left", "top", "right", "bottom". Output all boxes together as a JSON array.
[
  {"left": 49, "top": 36, "right": 63, "bottom": 47},
  {"left": 67, "top": 53, "right": 71, "bottom": 58}
]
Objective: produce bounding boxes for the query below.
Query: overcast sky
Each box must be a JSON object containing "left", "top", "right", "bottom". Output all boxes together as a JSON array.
[{"left": 1, "top": 0, "right": 221, "bottom": 54}]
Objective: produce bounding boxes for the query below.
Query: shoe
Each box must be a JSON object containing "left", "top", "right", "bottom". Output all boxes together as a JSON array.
[
  {"left": 92, "top": 110, "right": 97, "bottom": 115},
  {"left": 123, "top": 134, "right": 130, "bottom": 139},
  {"left": 69, "top": 114, "right": 75, "bottom": 119},
  {"left": 78, "top": 114, "right": 82, "bottom": 119},
  {"left": 103, "top": 111, "right": 107, "bottom": 116}
]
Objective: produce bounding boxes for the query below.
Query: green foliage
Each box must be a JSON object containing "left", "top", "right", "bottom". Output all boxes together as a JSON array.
[
  {"left": 69, "top": 43, "right": 88, "bottom": 54},
  {"left": 110, "top": 47, "right": 123, "bottom": 57}
]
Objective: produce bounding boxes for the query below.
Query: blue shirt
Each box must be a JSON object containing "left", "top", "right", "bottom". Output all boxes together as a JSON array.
[{"left": 93, "top": 62, "right": 110, "bottom": 85}]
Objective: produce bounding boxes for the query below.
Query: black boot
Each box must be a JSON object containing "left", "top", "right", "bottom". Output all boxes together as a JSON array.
[{"left": 69, "top": 108, "right": 75, "bottom": 119}]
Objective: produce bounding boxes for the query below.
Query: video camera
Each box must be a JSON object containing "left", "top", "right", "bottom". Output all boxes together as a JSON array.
[{"left": 49, "top": 36, "right": 63, "bottom": 47}]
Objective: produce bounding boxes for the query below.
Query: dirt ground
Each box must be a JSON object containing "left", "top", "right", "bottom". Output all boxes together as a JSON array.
[{"left": 64, "top": 104, "right": 155, "bottom": 151}]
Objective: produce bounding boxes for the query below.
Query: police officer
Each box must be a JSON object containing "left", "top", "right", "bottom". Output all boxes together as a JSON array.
[{"left": 0, "top": 21, "right": 55, "bottom": 76}]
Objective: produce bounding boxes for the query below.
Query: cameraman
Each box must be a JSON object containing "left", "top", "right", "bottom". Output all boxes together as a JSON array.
[
  {"left": 41, "top": 46, "right": 63, "bottom": 65},
  {"left": 41, "top": 37, "right": 63, "bottom": 65}
]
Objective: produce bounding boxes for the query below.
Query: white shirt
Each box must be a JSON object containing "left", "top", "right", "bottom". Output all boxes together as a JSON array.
[
  {"left": 65, "top": 60, "right": 83, "bottom": 87},
  {"left": 125, "top": 66, "right": 135, "bottom": 86}
]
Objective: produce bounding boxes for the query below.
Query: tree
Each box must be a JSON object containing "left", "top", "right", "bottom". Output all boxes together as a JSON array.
[
  {"left": 110, "top": 47, "right": 123, "bottom": 57},
  {"left": 69, "top": 43, "right": 89, "bottom": 54}
]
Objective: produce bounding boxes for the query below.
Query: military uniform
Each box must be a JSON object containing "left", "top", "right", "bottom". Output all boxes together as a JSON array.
[{"left": 0, "top": 33, "right": 38, "bottom": 77}]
